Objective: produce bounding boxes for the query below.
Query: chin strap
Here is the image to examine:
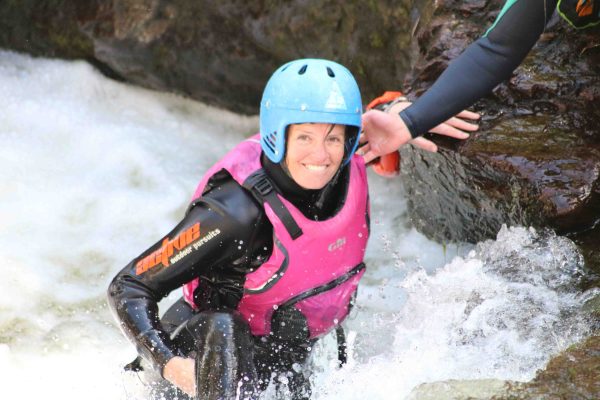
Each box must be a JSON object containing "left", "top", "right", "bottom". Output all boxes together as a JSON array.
[{"left": 314, "top": 165, "right": 344, "bottom": 212}]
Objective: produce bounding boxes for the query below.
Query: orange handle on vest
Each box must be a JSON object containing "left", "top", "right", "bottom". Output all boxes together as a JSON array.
[{"left": 365, "top": 91, "right": 403, "bottom": 177}]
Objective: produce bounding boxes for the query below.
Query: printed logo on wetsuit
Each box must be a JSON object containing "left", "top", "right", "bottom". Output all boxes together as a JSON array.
[
  {"left": 328, "top": 237, "right": 346, "bottom": 252},
  {"left": 135, "top": 223, "right": 201, "bottom": 275},
  {"left": 134, "top": 224, "right": 222, "bottom": 275},
  {"left": 135, "top": 224, "right": 224, "bottom": 275}
]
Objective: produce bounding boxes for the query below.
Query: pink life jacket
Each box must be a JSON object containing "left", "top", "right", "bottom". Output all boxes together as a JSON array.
[{"left": 183, "top": 134, "right": 369, "bottom": 339}]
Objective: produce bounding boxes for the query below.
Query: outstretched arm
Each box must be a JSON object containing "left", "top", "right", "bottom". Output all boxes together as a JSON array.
[
  {"left": 401, "top": 0, "right": 557, "bottom": 138},
  {"left": 361, "top": 0, "right": 557, "bottom": 160},
  {"left": 360, "top": 101, "right": 479, "bottom": 163}
]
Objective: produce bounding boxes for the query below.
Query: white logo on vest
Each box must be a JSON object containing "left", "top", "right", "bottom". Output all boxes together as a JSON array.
[{"left": 328, "top": 237, "right": 347, "bottom": 252}]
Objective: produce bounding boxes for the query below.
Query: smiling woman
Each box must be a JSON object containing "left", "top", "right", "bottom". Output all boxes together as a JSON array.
[
  {"left": 108, "top": 58, "right": 371, "bottom": 400},
  {"left": 285, "top": 123, "right": 346, "bottom": 190},
  {"left": 106, "top": 58, "right": 474, "bottom": 400}
]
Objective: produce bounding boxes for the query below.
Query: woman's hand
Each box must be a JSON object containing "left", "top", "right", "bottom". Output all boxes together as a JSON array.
[
  {"left": 163, "top": 356, "right": 196, "bottom": 396},
  {"left": 359, "top": 101, "right": 480, "bottom": 164}
]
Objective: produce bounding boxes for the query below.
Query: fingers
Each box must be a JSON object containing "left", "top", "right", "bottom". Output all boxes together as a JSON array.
[
  {"left": 363, "top": 137, "right": 438, "bottom": 163},
  {"left": 430, "top": 123, "right": 471, "bottom": 139},
  {"left": 362, "top": 149, "right": 378, "bottom": 164},
  {"left": 356, "top": 143, "right": 371, "bottom": 156},
  {"left": 456, "top": 109, "right": 480, "bottom": 120},
  {"left": 410, "top": 137, "right": 438, "bottom": 152},
  {"left": 446, "top": 117, "right": 479, "bottom": 132}
]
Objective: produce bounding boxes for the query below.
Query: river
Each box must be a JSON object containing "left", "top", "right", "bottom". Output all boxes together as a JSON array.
[{"left": 0, "top": 50, "right": 595, "bottom": 399}]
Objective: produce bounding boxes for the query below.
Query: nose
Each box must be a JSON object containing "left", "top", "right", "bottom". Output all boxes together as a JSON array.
[{"left": 310, "top": 140, "right": 330, "bottom": 162}]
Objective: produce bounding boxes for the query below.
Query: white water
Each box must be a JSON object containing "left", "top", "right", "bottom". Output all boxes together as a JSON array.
[{"left": 0, "top": 51, "right": 594, "bottom": 399}]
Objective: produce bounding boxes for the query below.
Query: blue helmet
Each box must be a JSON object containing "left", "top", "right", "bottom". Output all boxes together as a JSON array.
[{"left": 260, "top": 59, "right": 362, "bottom": 165}]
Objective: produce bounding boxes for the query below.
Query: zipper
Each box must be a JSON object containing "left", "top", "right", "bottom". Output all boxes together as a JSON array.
[{"left": 278, "top": 262, "right": 366, "bottom": 309}]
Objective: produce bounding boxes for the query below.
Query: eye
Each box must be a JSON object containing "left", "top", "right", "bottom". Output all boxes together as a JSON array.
[
  {"left": 296, "top": 134, "right": 311, "bottom": 142},
  {"left": 327, "top": 135, "right": 344, "bottom": 144}
]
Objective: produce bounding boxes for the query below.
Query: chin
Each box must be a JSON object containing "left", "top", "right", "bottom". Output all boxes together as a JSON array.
[
  {"left": 296, "top": 176, "right": 330, "bottom": 190},
  {"left": 301, "top": 183, "right": 327, "bottom": 190}
]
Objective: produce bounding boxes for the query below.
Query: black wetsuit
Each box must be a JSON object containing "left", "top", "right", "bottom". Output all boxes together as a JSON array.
[
  {"left": 400, "top": 0, "right": 560, "bottom": 138},
  {"left": 107, "top": 153, "right": 351, "bottom": 399}
]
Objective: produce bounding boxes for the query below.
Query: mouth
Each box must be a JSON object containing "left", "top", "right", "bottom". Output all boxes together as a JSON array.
[{"left": 303, "top": 164, "right": 329, "bottom": 171}]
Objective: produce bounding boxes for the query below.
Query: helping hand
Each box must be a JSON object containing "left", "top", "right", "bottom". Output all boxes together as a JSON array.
[{"left": 359, "top": 101, "right": 480, "bottom": 164}]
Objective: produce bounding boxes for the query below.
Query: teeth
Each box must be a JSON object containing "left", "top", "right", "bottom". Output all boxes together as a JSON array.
[{"left": 305, "top": 164, "right": 327, "bottom": 171}]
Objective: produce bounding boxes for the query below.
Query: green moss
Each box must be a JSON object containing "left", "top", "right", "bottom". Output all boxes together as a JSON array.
[
  {"left": 369, "top": 32, "right": 384, "bottom": 48},
  {"left": 48, "top": 30, "right": 94, "bottom": 58}
]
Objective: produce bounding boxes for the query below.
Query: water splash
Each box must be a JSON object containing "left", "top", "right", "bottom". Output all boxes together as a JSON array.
[{"left": 310, "top": 226, "right": 592, "bottom": 399}]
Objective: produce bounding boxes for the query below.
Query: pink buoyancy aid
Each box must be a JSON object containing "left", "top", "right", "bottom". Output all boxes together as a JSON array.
[{"left": 183, "top": 135, "right": 369, "bottom": 339}]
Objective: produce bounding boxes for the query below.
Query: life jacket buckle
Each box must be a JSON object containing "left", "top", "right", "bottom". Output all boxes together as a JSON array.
[{"left": 254, "top": 177, "right": 273, "bottom": 196}]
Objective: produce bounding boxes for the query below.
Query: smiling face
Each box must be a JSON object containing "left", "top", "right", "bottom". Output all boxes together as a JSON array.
[{"left": 284, "top": 123, "right": 346, "bottom": 190}]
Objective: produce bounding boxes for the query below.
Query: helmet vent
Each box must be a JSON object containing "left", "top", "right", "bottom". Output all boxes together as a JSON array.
[
  {"left": 326, "top": 67, "right": 335, "bottom": 77},
  {"left": 264, "top": 133, "right": 276, "bottom": 152},
  {"left": 298, "top": 65, "right": 308, "bottom": 75}
]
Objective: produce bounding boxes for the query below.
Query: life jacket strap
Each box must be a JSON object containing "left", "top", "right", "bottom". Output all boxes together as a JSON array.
[{"left": 243, "top": 169, "right": 303, "bottom": 240}]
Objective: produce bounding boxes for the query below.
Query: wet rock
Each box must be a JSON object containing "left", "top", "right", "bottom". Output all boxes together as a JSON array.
[
  {"left": 497, "top": 335, "right": 600, "bottom": 400},
  {"left": 405, "top": 334, "right": 600, "bottom": 400},
  {"left": 407, "top": 378, "right": 515, "bottom": 400},
  {"left": 0, "top": 0, "right": 94, "bottom": 59},
  {"left": 400, "top": 0, "right": 600, "bottom": 249},
  {"left": 0, "top": 0, "right": 427, "bottom": 114}
]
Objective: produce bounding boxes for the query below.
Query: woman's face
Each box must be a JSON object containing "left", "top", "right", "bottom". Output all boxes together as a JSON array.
[{"left": 285, "top": 123, "right": 345, "bottom": 190}]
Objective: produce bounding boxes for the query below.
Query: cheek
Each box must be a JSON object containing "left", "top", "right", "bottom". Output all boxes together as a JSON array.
[
  {"left": 287, "top": 146, "right": 309, "bottom": 165},
  {"left": 285, "top": 150, "right": 304, "bottom": 177},
  {"left": 331, "top": 146, "right": 345, "bottom": 164}
]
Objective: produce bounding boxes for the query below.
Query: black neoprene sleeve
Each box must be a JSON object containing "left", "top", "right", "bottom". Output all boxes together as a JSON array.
[
  {"left": 400, "top": 0, "right": 558, "bottom": 137},
  {"left": 107, "top": 178, "right": 270, "bottom": 375}
]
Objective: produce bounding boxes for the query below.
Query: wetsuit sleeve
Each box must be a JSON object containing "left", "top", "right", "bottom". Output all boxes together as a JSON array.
[
  {"left": 107, "top": 177, "right": 269, "bottom": 375},
  {"left": 400, "top": 0, "right": 558, "bottom": 137}
]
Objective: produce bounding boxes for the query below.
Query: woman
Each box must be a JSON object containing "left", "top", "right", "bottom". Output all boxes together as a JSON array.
[{"left": 108, "top": 59, "right": 474, "bottom": 399}]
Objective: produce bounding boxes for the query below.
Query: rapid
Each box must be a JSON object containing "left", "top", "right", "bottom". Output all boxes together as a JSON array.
[{"left": 0, "top": 51, "right": 595, "bottom": 399}]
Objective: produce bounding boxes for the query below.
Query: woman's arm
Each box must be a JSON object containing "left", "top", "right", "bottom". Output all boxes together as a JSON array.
[{"left": 107, "top": 177, "right": 269, "bottom": 376}]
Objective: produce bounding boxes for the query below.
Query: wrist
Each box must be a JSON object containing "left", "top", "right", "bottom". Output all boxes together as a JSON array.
[
  {"left": 380, "top": 96, "right": 408, "bottom": 113},
  {"left": 398, "top": 109, "right": 419, "bottom": 139}
]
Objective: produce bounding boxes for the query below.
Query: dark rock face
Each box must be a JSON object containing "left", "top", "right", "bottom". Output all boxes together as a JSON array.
[
  {"left": 399, "top": 0, "right": 600, "bottom": 250},
  {"left": 0, "top": 0, "right": 425, "bottom": 114},
  {"left": 0, "top": 0, "right": 94, "bottom": 59}
]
